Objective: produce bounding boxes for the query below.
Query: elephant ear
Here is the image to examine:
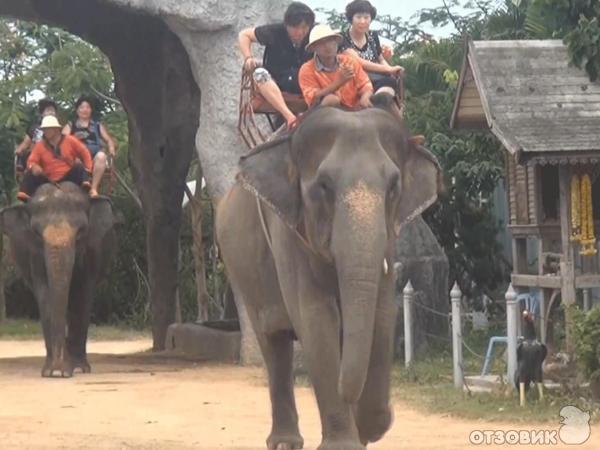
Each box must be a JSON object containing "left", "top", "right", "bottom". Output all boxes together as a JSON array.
[
  {"left": 237, "top": 136, "right": 301, "bottom": 229},
  {"left": 0, "top": 205, "right": 31, "bottom": 238},
  {"left": 395, "top": 136, "right": 443, "bottom": 235},
  {"left": 88, "top": 197, "right": 115, "bottom": 244},
  {"left": 0, "top": 205, "right": 37, "bottom": 281}
]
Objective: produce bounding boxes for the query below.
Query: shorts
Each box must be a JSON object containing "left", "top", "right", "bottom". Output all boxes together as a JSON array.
[
  {"left": 253, "top": 67, "right": 301, "bottom": 95},
  {"left": 368, "top": 72, "right": 399, "bottom": 92}
]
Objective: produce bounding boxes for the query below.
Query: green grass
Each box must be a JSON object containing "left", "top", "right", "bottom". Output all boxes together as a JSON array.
[
  {"left": 298, "top": 330, "right": 599, "bottom": 423},
  {"left": 391, "top": 349, "right": 600, "bottom": 424},
  {"left": 0, "top": 319, "right": 150, "bottom": 341},
  {"left": 0, "top": 319, "right": 41, "bottom": 339}
]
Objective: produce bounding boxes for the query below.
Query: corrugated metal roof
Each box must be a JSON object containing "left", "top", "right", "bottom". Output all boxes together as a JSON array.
[{"left": 452, "top": 40, "right": 600, "bottom": 163}]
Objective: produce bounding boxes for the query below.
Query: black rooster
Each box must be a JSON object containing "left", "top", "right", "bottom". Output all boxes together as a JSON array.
[{"left": 514, "top": 310, "right": 547, "bottom": 406}]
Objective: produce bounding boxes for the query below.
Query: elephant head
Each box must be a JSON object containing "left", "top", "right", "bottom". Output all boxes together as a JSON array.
[
  {"left": 0, "top": 182, "right": 114, "bottom": 377},
  {"left": 238, "top": 93, "right": 443, "bottom": 402}
]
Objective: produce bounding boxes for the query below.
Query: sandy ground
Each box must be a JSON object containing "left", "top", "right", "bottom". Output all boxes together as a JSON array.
[{"left": 1, "top": 340, "right": 599, "bottom": 450}]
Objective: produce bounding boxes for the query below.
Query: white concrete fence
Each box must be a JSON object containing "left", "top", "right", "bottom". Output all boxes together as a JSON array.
[{"left": 402, "top": 280, "right": 520, "bottom": 390}]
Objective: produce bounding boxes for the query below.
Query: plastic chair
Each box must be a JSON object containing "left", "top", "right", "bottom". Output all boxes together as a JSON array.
[
  {"left": 480, "top": 290, "right": 539, "bottom": 376},
  {"left": 481, "top": 336, "right": 508, "bottom": 376}
]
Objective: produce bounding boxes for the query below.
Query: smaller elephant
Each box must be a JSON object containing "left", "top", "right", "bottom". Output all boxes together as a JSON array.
[{"left": 0, "top": 182, "right": 116, "bottom": 377}]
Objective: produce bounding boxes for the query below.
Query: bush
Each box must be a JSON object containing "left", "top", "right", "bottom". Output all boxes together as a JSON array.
[{"left": 572, "top": 305, "right": 600, "bottom": 379}]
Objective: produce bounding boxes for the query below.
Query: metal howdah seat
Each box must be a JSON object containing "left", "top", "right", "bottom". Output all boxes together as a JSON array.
[
  {"left": 238, "top": 68, "right": 307, "bottom": 149},
  {"left": 102, "top": 154, "right": 115, "bottom": 195},
  {"left": 238, "top": 66, "right": 405, "bottom": 151},
  {"left": 14, "top": 153, "right": 115, "bottom": 196}
]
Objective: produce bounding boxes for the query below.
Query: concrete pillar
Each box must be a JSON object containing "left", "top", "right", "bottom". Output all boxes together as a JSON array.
[
  {"left": 451, "top": 282, "right": 463, "bottom": 389},
  {"left": 506, "top": 283, "right": 518, "bottom": 386}
]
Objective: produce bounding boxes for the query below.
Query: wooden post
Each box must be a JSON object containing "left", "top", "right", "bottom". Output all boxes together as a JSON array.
[
  {"left": 512, "top": 237, "right": 528, "bottom": 274},
  {"left": 583, "top": 289, "right": 591, "bottom": 312},
  {"left": 175, "top": 240, "right": 182, "bottom": 324},
  {"left": 540, "top": 288, "right": 549, "bottom": 344},
  {"left": 558, "top": 165, "right": 576, "bottom": 353},
  {"left": 403, "top": 280, "right": 414, "bottom": 368},
  {"left": 190, "top": 172, "right": 211, "bottom": 322},
  {"left": 451, "top": 282, "right": 463, "bottom": 389},
  {"left": 506, "top": 283, "right": 518, "bottom": 386}
]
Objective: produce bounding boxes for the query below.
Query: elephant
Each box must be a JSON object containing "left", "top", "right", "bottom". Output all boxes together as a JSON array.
[
  {"left": 0, "top": 181, "right": 116, "bottom": 377},
  {"left": 216, "top": 93, "right": 442, "bottom": 450}
]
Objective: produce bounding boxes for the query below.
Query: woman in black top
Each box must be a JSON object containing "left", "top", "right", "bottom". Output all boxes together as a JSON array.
[
  {"left": 63, "top": 96, "right": 116, "bottom": 197},
  {"left": 340, "top": 0, "right": 404, "bottom": 94}
]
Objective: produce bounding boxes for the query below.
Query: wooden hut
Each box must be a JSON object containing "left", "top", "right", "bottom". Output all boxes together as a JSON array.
[{"left": 451, "top": 40, "right": 600, "bottom": 350}]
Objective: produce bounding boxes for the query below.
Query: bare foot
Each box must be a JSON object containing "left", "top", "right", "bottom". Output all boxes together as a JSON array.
[
  {"left": 89, "top": 189, "right": 99, "bottom": 198},
  {"left": 285, "top": 114, "right": 297, "bottom": 130}
]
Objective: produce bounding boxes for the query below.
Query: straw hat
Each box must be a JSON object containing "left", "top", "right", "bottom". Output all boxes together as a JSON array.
[
  {"left": 39, "top": 115, "right": 62, "bottom": 129},
  {"left": 306, "top": 24, "right": 343, "bottom": 51}
]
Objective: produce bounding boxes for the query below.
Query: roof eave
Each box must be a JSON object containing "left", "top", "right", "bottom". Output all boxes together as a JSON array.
[{"left": 449, "top": 37, "right": 470, "bottom": 130}]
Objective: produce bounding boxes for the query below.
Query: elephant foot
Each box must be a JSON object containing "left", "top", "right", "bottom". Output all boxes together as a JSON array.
[
  {"left": 70, "top": 357, "right": 92, "bottom": 374},
  {"left": 357, "top": 406, "right": 394, "bottom": 444},
  {"left": 41, "top": 358, "right": 74, "bottom": 378},
  {"left": 317, "top": 438, "right": 365, "bottom": 450},
  {"left": 267, "top": 431, "right": 303, "bottom": 450}
]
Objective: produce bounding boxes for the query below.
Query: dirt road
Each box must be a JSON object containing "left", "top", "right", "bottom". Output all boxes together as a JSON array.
[{"left": 0, "top": 340, "right": 598, "bottom": 449}]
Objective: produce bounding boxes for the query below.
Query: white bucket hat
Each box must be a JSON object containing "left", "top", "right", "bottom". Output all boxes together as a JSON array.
[
  {"left": 39, "top": 115, "right": 62, "bottom": 129},
  {"left": 306, "top": 24, "right": 343, "bottom": 52}
]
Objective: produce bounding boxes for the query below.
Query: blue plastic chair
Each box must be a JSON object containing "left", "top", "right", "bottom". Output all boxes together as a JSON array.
[{"left": 480, "top": 291, "right": 539, "bottom": 376}]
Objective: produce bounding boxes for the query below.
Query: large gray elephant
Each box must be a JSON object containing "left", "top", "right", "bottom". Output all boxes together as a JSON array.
[
  {"left": 216, "top": 94, "right": 442, "bottom": 450},
  {"left": 0, "top": 182, "right": 116, "bottom": 377}
]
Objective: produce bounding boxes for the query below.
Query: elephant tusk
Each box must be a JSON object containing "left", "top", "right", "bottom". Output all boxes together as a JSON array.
[{"left": 383, "top": 258, "right": 388, "bottom": 275}]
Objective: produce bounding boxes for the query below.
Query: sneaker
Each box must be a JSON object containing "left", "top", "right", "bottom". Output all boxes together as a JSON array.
[{"left": 17, "top": 192, "right": 30, "bottom": 202}]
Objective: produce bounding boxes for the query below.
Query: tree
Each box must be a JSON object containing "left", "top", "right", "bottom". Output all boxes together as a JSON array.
[
  {"left": 0, "top": 235, "right": 5, "bottom": 323},
  {"left": 417, "top": 0, "right": 600, "bottom": 80}
]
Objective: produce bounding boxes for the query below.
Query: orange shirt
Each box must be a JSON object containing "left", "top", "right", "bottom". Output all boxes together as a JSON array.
[
  {"left": 299, "top": 54, "right": 373, "bottom": 108},
  {"left": 28, "top": 135, "right": 93, "bottom": 182}
]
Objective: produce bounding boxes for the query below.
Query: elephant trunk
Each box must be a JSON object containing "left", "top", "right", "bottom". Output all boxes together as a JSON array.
[
  {"left": 333, "top": 184, "right": 386, "bottom": 403},
  {"left": 43, "top": 222, "right": 76, "bottom": 367}
]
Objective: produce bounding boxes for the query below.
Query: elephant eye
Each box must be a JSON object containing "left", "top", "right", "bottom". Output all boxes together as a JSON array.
[
  {"left": 312, "top": 175, "right": 334, "bottom": 200},
  {"left": 388, "top": 173, "right": 400, "bottom": 198},
  {"left": 76, "top": 227, "right": 87, "bottom": 240}
]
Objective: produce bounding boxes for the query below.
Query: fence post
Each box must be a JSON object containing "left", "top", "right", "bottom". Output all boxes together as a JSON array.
[
  {"left": 506, "top": 283, "right": 518, "bottom": 386},
  {"left": 451, "top": 282, "right": 463, "bottom": 389},
  {"left": 403, "top": 280, "right": 414, "bottom": 368}
]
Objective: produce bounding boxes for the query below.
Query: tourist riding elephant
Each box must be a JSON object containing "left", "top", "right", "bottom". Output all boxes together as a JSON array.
[
  {"left": 216, "top": 93, "right": 442, "bottom": 450},
  {"left": 0, "top": 182, "right": 116, "bottom": 377}
]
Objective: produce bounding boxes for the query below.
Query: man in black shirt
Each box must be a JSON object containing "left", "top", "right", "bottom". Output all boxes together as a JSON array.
[
  {"left": 14, "top": 98, "right": 58, "bottom": 179},
  {"left": 238, "top": 2, "right": 315, "bottom": 128}
]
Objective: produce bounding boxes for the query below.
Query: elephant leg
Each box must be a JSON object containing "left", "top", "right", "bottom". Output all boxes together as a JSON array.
[
  {"left": 355, "top": 276, "right": 397, "bottom": 445},
  {"left": 66, "top": 274, "right": 93, "bottom": 374},
  {"left": 222, "top": 256, "right": 302, "bottom": 447},
  {"left": 33, "top": 285, "right": 54, "bottom": 377},
  {"left": 298, "top": 296, "right": 364, "bottom": 450},
  {"left": 259, "top": 330, "right": 303, "bottom": 450}
]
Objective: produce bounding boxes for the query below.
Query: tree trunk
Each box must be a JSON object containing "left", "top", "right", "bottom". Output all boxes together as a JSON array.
[
  {"left": 0, "top": 235, "right": 6, "bottom": 324},
  {"left": 175, "top": 240, "right": 183, "bottom": 324},
  {"left": 190, "top": 166, "right": 212, "bottom": 322}
]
